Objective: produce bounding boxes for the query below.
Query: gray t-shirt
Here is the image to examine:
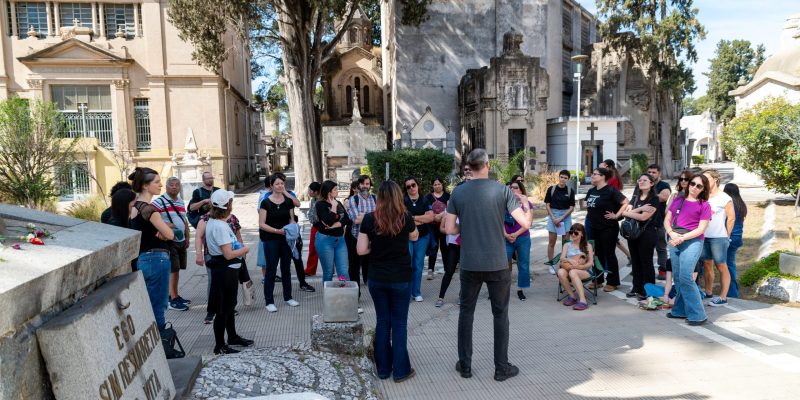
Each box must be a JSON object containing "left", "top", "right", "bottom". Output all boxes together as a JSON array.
[
  {"left": 446, "top": 179, "right": 520, "bottom": 271},
  {"left": 205, "top": 218, "right": 241, "bottom": 269}
]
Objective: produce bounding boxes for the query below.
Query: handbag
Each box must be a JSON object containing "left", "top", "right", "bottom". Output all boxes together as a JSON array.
[
  {"left": 160, "top": 322, "right": 185, "bottom": 359},
  {"left": 620, "top": 197, "right": 651, "bottom": 240},
  {"left": 241, "top": 280, "right": 255, "bottom": 306},
  {"left": 670, "top": 196, "right": 691, "bottom": 234}
]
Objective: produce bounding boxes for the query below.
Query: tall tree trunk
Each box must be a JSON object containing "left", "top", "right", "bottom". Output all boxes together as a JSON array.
[
  {"left": 275, "top": 1, "right": 322, "bottom": 193},
  {"left": 658, "top": 90, "right": 675, "bottom": 177}
]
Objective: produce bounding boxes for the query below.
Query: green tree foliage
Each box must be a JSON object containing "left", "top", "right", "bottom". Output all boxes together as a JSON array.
[
  {"left": 0, "top": 98, "right": 76, "bottom": 209},
  {"left": 705, "top": 39, "right": 765, "bottom": 123},
  {"left": 682, "top": 94, "right": 712, "bottom": 116},
  {"left": 721, "top": 97, "right": 800, "bottom": 194},
  {"left": 489, "top": 150, "right": 534, "bottom": 184},
  {"left": 366, "top": 149, "right": 454, "bottom": 194}
]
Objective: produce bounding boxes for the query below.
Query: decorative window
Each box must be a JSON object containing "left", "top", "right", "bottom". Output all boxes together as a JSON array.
[
  {"left": 134, "top": 98, "right": 151, "bottom": 151},
  {"left": 346, "top": 85, "right": 352, "bottom": 113},
  {"left": 15, "top": 2, "right": 48, "bottom": 37},
  {"left": 52, "top": 85, "right": 114, "bottom": 148},
  {"left": 59, "top": 3, "right": 93, "bottom": 30},
  {"left": 581, "top": 16, "right": 591, "bottom": 48},
  {"left": 104, "top": 3, "right": 138, "bottom": 38}
]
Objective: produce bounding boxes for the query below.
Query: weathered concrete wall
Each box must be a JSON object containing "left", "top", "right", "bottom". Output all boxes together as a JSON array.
[{"left": 0, "top": 205, "right": 140, "bottom": 400}]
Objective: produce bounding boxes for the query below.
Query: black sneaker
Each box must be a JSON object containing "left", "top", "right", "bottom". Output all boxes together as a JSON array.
[
  {"left": 666, "top": 312, "right": 686, "bottom": 319},
  {"left": 228, "top": 336, "right": 254, "bottom": 347},
  {"left": 686, "top": 318, "right": 708, "bottom": 326},
  {"left": 204, "top": 313, "right": 214, "bottom": 324},
  {"left": 625, "top": 291, "right": 639, "bottom": 298},
  {"left": 213, "top": 345, "right": 240, "bottom": 355},
  {"left": 517, "top": 290, "right": 526, "bottom": 301},
  {"left": 494, "top": 363, "right": 520, "bottom": 382},
  {"left": 174, "top": 295, "right": 192, "bottom": 305},
  {"left": 300, "top": 284, "right": 316, "bottom": 292},
  {"left": 455, "top": 361, "right": 472, "bottom": 378},
  {"left": 274, "top": 275, "right": 282, "bottom": 282}
]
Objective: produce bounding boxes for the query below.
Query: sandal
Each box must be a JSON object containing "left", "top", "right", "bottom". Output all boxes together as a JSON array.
[
  {"left": 562, "top": 296, "right": 577, "bottom": 306},
  {"left": 572, "top": 301, "right": 588, "bottom": 311}
]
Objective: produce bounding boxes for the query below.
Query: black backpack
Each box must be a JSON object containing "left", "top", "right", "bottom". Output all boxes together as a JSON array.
[{"left": 160, "top": 323, "right": 185, "bottom": 359}]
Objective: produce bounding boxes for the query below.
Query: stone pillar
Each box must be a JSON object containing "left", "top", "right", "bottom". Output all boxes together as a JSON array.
[
  {"left": 9, "top": 2, "right": 17, "bottom": 37},
  {"left": 112, "top": 79, "right": 130, "bottom": 149},
  {"left": 53, "top": 2, "right": 60, "bottom": 32},
  {"left": 27, "top": 79, "right": 43, "bottom": 100},
  {"left": 45, "top": 2, "right": 52, "bottom": 36},
  {"left": 133, "top": 3, "right": 140, "bottom": 37},
  {"left": 91, "top": 2, "right": 97, "bottom": 36},
  {"left": 98, "top": 3, "right": 105, "bottom": 38}
]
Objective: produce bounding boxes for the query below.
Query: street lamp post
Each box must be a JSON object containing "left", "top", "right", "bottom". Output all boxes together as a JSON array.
[{"left": 571, "top": 54, "right": 588, "bottom": 192}]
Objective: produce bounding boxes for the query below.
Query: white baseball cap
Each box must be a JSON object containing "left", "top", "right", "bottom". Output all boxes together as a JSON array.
[{"left": 210, "top": 190, "right": 235, "bottom": 209}]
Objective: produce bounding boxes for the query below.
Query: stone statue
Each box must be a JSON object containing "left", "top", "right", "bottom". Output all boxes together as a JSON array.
[
  {"left": 502, "top": 29, "right": 523, "bottom": 56},
  {"left": 351, "top": 88, "right": 363, "bottom": 125}
]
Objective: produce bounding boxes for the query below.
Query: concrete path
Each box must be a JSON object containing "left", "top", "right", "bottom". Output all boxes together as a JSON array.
[{"left": 171, "top": 190, "right": 800, "bottom": 400}]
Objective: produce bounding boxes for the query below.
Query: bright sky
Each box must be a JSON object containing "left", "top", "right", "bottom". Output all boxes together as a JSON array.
[{"left": 579, "top": 0, "right": 792, "bottom": 98}]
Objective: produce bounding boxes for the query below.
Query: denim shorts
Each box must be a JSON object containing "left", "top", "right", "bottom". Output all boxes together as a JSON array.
[{"left": 702, "top": 237, "right": 730, "bottom": 264}]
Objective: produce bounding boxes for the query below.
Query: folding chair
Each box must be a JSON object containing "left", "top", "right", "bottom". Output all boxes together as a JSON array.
[{"left": 555, "top": 240, "right": 605, "bottom": 305}]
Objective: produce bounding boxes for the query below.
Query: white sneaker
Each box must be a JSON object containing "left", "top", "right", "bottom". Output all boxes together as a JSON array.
[
  {"left": 266, "top": 304, "right": 278, "bottom": 313},
  {"left": 358, "top": 308, "right": 364, "bottom": 314},
  {"left": 414, "top": 296, "right": 423, "bottom": 302},
  {"left": 427, "top": 270, "right": 434, "bottom": 280},
  {"left": 549, "top": 265, "right": 556, "bottom": 275},
  {"left": 286, "top": 299, "right": 300, "bottom": 307}
]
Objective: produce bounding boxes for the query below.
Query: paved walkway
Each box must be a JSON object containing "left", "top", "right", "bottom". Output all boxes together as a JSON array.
[{"left": 171, "top": 190, "right": 800, "bottom": 400}]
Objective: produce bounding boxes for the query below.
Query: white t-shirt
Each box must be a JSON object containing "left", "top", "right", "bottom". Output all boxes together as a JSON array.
[
  {"left": 205, "top": 218, "right": 241, "bottom": 269},
  {"left": 704, "top": 192, "right": 732, "bottom": 238}
]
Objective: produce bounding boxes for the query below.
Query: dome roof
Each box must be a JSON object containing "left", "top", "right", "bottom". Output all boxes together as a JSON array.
[{"left": 752, "top": 45, "right": 800, "bottom": 81}]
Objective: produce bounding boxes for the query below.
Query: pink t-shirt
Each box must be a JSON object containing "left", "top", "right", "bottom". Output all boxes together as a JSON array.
[{"left": 668, "top": 196, "right": 712, "bottom": 240}]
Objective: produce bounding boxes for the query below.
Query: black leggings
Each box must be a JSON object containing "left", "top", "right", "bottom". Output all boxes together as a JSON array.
[
  {"left": 591, "top": 225, "right": 621, "bottom": 286},
  {"left": 439, "top": 244, "right": 460, "bottom": 299},
  {"left": 291, "top": 238, "right": 308, "bottom": 286},
  {"left": 629, "top": 227, "right": 657, "bottom": 294},
  {"left": 428, "top": 228, "right": 450, "bottom": 271},
  {"left": 209, "top": 266, "right": 239, "bottom": 349}
]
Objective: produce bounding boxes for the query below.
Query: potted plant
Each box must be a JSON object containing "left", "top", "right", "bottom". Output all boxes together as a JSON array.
[{"left": 322, "top": 276, "right": 359, "bottom": 322}]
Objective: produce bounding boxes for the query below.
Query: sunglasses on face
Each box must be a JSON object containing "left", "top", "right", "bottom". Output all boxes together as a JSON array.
[
  {"left": 406, "top": 183, "right": 417, "bottom": 189},
  {"left": 569, "top": 231, "right": 580, "bottom": 236},
  {"left": 678, "top": 177, "right": 689, "bottom": 182},
  {"left": 689, "top": 181, "right": 704, "bottom": 189}
]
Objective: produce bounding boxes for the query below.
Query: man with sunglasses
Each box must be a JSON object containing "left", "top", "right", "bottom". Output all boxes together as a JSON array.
[
  {"left": 647, "top": 164, "right": 672, "bottom": 280},
  {"left": 444, "top": 148, "right": 532, "bottom": 382}
]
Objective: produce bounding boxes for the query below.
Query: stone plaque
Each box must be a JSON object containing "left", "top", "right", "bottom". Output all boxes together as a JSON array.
[{"left": 37, "top": 273, "right": 175, "bottom": 400}]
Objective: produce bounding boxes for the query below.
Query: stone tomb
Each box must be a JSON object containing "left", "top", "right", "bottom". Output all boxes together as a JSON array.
[{"left": 37, "top": 272, "right": 175, "bottom": 400}]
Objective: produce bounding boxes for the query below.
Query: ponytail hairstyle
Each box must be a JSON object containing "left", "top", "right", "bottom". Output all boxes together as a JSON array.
[
  {"left": 127, "top": 167, "right": 158, "bottom": 193},
  {"left": 374, "top": 180, "right": 408, "bottom": 236}
]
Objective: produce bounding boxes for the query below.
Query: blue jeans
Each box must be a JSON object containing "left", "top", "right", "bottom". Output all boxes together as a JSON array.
[
  {"left": 727, "top": 234, "right": 743, "bottom": 298},
  {"left": 408, "top": 232, "right": 431, "bottom": 298},
  {"left": 137, "top": 250, "right": 170, "bottom": 328},
  {"left": 505, "top": 235, "right": 531, "bottom": 289},
  {"left": 669, "top": 238, "right": 707, "bottom": 322},
  {"left": 368, "top": 279, "right": 412, "bottom": 380},
  {"left": 315, "top": 232, "right": 350, "bottom": 282}
]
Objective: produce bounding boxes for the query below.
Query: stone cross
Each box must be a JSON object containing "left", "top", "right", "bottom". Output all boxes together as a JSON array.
[
  {"left": 73, "top": 18, "right": 80, "bottom": 27},
  {"left": 586, "top": 122, "right": 599, "bottom": 145}
]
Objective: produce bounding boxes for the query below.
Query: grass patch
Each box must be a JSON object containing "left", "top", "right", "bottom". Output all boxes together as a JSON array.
[
  {"left": 740, "top": 250, "right": 800, "bottom": 288},
  {"left": 64, "top": 196, "right": 105, "bottom": 222}
]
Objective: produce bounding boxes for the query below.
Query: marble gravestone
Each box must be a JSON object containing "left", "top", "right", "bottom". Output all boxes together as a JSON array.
[{"left": 37, "top": 272, "right": 175, "bottom": 400}]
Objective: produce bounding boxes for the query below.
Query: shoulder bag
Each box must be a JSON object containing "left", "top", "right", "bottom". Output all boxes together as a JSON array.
[{"left": 670, "top": 196, "right": 692, "bottom": 234}]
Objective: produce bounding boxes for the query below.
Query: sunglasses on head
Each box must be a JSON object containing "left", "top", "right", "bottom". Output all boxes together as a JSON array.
[
  {"left": 689, "top": 181, "right": 704, "bottom": 189},
  {"left": 406, "top": 183, "right": 417, "bottom": 189}
]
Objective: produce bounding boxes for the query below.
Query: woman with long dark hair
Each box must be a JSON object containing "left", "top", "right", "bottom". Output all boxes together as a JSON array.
[
  {"left": 723, "top": 183, "right": 747, "bottom": 298},
  {"left": 621, "top": 174, "right": 660, "bottom": 299},
  {"left": 259, "top": 173, "right": 298, "bottom": 313},
  {"left": 425, "top": 177, "right": 450, "bottom": 280},
  {"left": 557, "top": 223, "right": 595, "bottom": 310},
  {"left": 314, "top": 180, "right": 351, "bottom": 282},
  {"left": 404, "top": 176, "right": 434, "bottom": 302},
  {"left": 667, "top": 170, "right": 695, "bottom": 209},
  {"left": 128, "top": 167, "right": 175, "bottom": 329},
  {"left": 585, "top": 167, "right": 628, "bottom": 292},
  {"left": 664, "top": 174, "right": 712, "bottom": 325},
  {"left": 700, "top": 169, "right": 735, "bottom": 306},
  {"left": 357, "top": 180, "right": 419, "bottom": 382},
  {"left": 107, "top": 188, "right": 136, "bottom": 228}
]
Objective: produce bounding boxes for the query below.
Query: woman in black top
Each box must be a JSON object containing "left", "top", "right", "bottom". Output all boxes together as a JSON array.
[
  {"left": 357, "top": 180, "right": 419, "bottom": 382},
  {"left": 404, "top": 177, "right": 434, "bottom": 302},
  {"left": 259, "top": 173, "right": 298, "bottom": 313},
  {"left": 544, "top": 169, "right": 576, "bottom": 272},
  {"left": 585, "top": 167, "right": 628, "bottom": 292},
  {"left": 621, "top": 174, "right": 659, "bottom": 299},
  {"left": 128, "top": 167, "right": 175, "bottom": 329},
  {"left": 344, "top": 180, "right": 360, "bottom": 287},
  {"left": 425, "top": 177, "right": 450, "bottom": 279},
  {"left": 314, "top": 180, "right": 351, "bottom": 282},
  {"left": 106, "top": 188, "right": 136, "bottom": 229}
]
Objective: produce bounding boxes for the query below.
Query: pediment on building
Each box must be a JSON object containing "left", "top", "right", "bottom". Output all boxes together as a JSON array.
[
  {"left": 338, "top": 46, "right": 377, "bottom": 63},
  {"left": 410, "top": 106, "right": 448, "bottom": 140},
  {"left": 18, "top": 39, "right": 133, "bottom": 66}
]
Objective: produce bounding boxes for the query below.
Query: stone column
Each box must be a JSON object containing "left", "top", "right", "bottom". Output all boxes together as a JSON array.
[
  {"left": 27, "top": 79, "right": 44, "bottom": 100},
  {"left": 98, "top": 3, "right": 104, "bottom": 38},
  {"left": 9, "top": 2, "right": 17, "bottom": 37},
  {"left": 45, "top": 2, "right": 52, "bottom": 36},
  {"left": 91, "top": 2, "right": 97, "bottom": 36},
  {"left": 111, "top": 80, "right": 130, "bottom": 150},
  {"left": 53, "top": 2, "right": 60, "bottom": 32},
  {"left": 133, "top": 3, "right": 140, "bottom": 37}
]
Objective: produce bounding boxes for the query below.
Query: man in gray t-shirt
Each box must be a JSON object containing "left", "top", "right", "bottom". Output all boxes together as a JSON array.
[{"left": 444, "top": 148, "right": 532, "bottom": 382}]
